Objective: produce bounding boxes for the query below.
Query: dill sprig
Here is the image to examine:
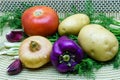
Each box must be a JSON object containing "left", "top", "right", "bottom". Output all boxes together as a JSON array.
[
  {"left": 85, "top": 0, "right": 120, "bottom": 69},
  {"left": 113, "top": 49, "right": 120, "bottom": 68},
  {"left": 0, "top": 9, "right": 22, "bottom": 34},
  {"left": 0, "top": 2, "right": 32, "bottom": 35},
  {"left": 47, "top": 32, "right": 60, "bottom": 44},
  {"left": 0, "top": 0, "right": 120, "bottom": 79},
  {"left": 73, "top": 0, "right": 120, "bottom": 79},
  {"left": 74, "top": 58, "right": 102, "bottom": 79}
]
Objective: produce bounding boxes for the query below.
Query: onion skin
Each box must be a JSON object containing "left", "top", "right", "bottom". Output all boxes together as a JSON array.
[
  {"left": 7, "top": 59, "right": 22, "bottom": 75},
  {"left": 19, "top": 36, "right": 52, "bottom": 68},
  {"left": 6, "top": 30, "right": 24, "bottom": 42}
]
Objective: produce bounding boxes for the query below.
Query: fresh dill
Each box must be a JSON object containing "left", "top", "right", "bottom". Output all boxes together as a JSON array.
[
  {"left": 0, "top": 2, "right": 32, "bottom": 35},
  {"left": 0, "top": 0, "right": 120, "bottom": 79},
  {"left": 73, "top": 0, "right": 120, "bottom": 79},
  {"left": 74, "top": 58, "right": 102, "bottom": 79}
]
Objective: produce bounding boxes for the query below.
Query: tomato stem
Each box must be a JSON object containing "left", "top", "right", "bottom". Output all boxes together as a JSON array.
[
  {"left": 34, "top": 10, "right": 43, "bottom": 17},
  {"left": 29, "top": 41, "right": 40, "bottom": 52}
]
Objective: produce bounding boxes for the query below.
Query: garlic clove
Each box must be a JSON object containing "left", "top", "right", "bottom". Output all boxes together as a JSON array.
[{"left": 7, "top": 59, "right": 22, "bottom": 75}]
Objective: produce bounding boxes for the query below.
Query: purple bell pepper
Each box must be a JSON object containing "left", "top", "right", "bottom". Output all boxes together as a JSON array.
[{"left": 50, "top": 36, "right": 84, "bottom": 73}]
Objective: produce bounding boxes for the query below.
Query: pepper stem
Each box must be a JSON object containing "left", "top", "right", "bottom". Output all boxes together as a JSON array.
[
  {"left": 63, "top": 54, "right": 70, "bottom": 62},
  {"left": 29, "top": 41, "right": 40, "bottom": 52}
]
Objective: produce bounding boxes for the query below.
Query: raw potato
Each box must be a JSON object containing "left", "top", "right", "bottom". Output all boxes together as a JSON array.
[
  {"left": 58, "top": 13, "right": 90, "bottom": 35},
  {"left": 78, "top": 24, "right": 119, "bottom": 61},
  {"left": 19, "top": 36, "right": 52, "bottom": 68}
]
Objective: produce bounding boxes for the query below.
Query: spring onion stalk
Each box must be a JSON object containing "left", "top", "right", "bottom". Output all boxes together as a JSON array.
[
  {"left": 0, "top": 42, "right": 21, "bottom": 56},
  {"left": 0, "top": 48, "right": 19, "bottom": 56},
  {"left": 4, "top": 42, "right": 21, "bottom": 48},
  {"left": 13, "top": 56, "right": 19, "bottom": 59}
]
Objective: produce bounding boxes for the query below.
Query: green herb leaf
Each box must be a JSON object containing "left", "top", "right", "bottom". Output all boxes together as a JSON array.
[
  {"left": 113, "top": 49, "right": 120, "bottom": 68},
  {"left": 85, "top": 0, "right": 120, "bottom": 69},
  {"left": 74, "top": 58, "right": 102, "bottom": 79},
  {"left": 71, "top": 0, "right": 120, "bottom": 78},
  {"left": 47, "top": 32, "right": 60, "bottom": 44},
  {"left": 84, "top": 0, "right": 95, "bottom": 20},
  {"left": 0, "top": 3, "right": 32, "bottom": 35}
]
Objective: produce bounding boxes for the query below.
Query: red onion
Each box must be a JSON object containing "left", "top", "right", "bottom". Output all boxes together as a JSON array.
[
  {"left": 6, "top": 29, "right": 24, "bottom": 42},
  {"left": 7, "top": 59, "right": 22, "bottom": 75}
]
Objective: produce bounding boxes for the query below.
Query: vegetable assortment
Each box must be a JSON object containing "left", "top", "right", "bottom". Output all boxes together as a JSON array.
[{"left": 0, "top": 0, "right": 120, "bottom": 79}]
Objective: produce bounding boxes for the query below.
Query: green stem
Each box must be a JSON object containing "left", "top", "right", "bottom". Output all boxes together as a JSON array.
[{"left": 63, "top": 54, "right": 70, "bottom": 62}]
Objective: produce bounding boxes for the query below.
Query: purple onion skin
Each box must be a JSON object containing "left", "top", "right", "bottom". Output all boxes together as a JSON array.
[
  {"left": 50, "top": 36, "right": 84, "bottom": 73},
  {"left": 7, "top": 59, "right": 22, "bottom": 75},
  {"left": 6, "top": 30, "right": 24, "bottom": 42}
]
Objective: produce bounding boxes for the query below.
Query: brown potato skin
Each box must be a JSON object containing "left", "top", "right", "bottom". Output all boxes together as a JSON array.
[
  {"left": 58, "top": 14, "right": 90, "bottom": 35},
  {"left": 19, "top": 36, "right": 52, "bottom": 68},
  {"left": 78, "top": 24, "right": 119, "bottom": 61}
]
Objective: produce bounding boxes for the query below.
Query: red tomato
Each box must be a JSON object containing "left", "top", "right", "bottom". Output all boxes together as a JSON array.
[{"left": 21, "top": 6, "right": 59, "bottom": 36}]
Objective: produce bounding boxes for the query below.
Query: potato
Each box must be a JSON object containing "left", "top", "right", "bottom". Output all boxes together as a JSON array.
[
  {"left": 58, "top": 14, "right": 90, "bottom": 35},
  {"left": 78, "top": 24, "right": 119, "bottom": 61}
]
